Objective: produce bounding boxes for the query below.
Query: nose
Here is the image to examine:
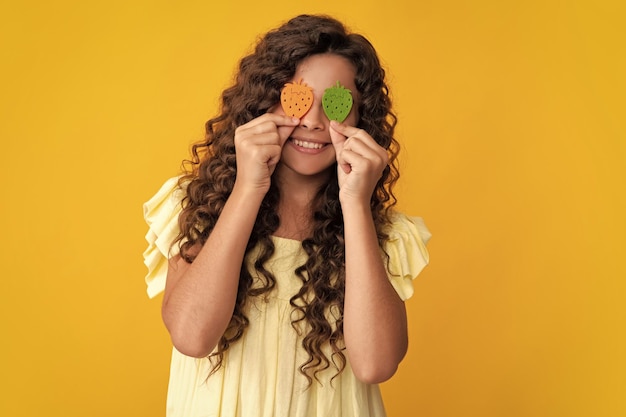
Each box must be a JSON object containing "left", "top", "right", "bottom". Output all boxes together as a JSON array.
[{"left": 300, "top": 103, "right": 326, "bottom": 131}]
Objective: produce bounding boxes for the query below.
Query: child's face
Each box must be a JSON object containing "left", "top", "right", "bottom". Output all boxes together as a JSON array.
[{"left": 274, "top": 53, "right": 359, "bottom": 178}]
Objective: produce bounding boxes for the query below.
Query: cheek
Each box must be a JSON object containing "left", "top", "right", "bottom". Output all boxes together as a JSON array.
[{"left": 344, "top": 107, "right": 359, "bottom": 127}]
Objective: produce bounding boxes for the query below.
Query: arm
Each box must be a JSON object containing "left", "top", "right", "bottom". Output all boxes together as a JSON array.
[
  {"left": 161, "top": 114, "right": 299, "bottom": 358},
  {"left": 162, "top": 186, "right": 264, "bottom": 358},
  {"left": 330, "top": 121, "right": 408, "bottom": 384},
  {"left": 342, "top": 202, "right": 408, "bottom": 384}
]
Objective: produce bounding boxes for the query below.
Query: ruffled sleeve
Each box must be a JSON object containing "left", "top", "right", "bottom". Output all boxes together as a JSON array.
[
  {"left": 383, "top": 212, "right": 432, "bottom": 301},
  {"left": 142, "top": 176, "right": 185, "bottom": 298}
]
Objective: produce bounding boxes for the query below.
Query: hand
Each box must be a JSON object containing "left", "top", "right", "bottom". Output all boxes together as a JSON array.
[
  {"left": 233, "top": 113, "right": 299, "bottom": 195},
  {"left": 330, "top": 121, "right": 389, "bottom": 204}
]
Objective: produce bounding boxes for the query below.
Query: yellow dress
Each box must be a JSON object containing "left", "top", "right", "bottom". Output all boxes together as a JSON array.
[{"left": 143, "top": 177, "right": 431, "bottom": 417}]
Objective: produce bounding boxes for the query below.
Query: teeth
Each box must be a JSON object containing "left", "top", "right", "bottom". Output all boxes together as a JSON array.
[{"left": 293, "top": 139, "right": 324, "bottom": 149}]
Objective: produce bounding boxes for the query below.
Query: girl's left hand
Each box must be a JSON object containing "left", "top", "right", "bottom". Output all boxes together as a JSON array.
[{"left": 330, "top": 121, "right": 389, "bottom": 204}]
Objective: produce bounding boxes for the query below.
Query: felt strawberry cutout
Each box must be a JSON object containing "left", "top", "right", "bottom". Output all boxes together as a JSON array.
[
  {"left": 281, "top": 79, "right": 314, "bottom": 118},
  {"left": 322, "top": 81, "right": 353, "bottom": 122}
]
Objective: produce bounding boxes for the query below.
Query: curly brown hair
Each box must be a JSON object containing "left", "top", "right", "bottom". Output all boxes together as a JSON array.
[{"left": 173, "top": 14, "right": 400, "bottom": 384}]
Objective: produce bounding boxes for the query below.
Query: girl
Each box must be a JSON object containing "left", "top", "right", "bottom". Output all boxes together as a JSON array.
[{"left": 143, "top": 14, "right": 431, "bottom": 417}]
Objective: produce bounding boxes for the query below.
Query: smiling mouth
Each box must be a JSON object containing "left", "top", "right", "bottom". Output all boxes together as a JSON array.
[{"left": 291, "top": 138, "right": 328, "bottom": 150}]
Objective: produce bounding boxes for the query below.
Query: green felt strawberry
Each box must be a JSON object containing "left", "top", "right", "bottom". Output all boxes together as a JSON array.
[{"left": 322, "top": 81, "right": 353, "bottom": 122}]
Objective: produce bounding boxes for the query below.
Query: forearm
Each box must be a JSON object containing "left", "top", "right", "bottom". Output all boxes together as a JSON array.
[
  {"left": 162, "top": 185, "right": 264, "bottom": 357},
  {"left": 342, "top": 201, "right": 408, "bottom": 384}
]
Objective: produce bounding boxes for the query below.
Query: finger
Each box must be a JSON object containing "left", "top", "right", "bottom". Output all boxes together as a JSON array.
[
  {"left": 255, "top": 112, "right": 301, "bottom": 128},
  {"left": 339, "top": 147, "right": 387, "bottom": 179},
  {"left": 331, "top": 121, "right": 388, "bottom": 160},
  {"left": 239, "top": 121, "right": 296, "bottom": 146},
  {"left": 343, "top": 136, "right": 388, "bottom": 162},
  {"left": 330, "top": 120, "right": 363, "bottom": 141},
  {"left": 257, "top": 113, "right": 299, "bottom": 146},
  {"left": 269, "top": 113, "right": 300, "bottom": 129},
  {"left": 238, "top": 131, "right": 284, "bottom": 146},
  {"left": 239, "top": 115, "right": 298, "bottom": 134},
  {"left": 265, "top": 144, "right": 284, "bottom": 169},
  {"left": 238, "top": 122, "right": 296, "bottom": 148}
]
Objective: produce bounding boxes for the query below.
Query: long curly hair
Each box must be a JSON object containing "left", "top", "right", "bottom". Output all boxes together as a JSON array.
[{"left": 173, "top": 14, "right": 400, "bottom": 384}]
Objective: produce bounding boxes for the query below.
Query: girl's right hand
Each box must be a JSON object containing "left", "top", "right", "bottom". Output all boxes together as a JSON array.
[{"left": 233, "top": 113, "right": 299, "bottom": 195}]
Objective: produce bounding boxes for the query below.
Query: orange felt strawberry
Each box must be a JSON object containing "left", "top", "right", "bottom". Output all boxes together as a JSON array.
[{"left": 280, "top": 79, "right": 314, "bottom": 118}]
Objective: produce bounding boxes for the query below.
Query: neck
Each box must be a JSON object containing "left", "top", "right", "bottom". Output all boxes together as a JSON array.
[
  {"left": 272, "top": 164, "right": 333, "bottom": 240},
  {"left": 273, "top": 163, "right": 331, "bottom": 205}
]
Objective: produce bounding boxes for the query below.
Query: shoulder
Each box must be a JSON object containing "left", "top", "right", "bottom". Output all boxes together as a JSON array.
[
  {"left": 142, "top": 176, "right": 189, "bottom": 298},
  {"left": 143, "top": 176, "right": 188, "bottom": 219},
  {"left": 385, "top": 211, "right": 432, "bottom": 245},
  {"left": 381, "top": 210, "right": 432, "bottom": 301}
]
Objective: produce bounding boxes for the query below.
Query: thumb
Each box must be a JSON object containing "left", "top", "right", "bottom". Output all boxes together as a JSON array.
[
  {"left": 330, "top": 121, "right": 351, "bottom": 174},
  {"left": 329, "top": 120, "right": 347, "bottom": 154},
  {"left": 278, "top": 115, "right": 300, "bottom": 144},
  {"left": 278, "top": 124, "right": 298, "bottom": 146}
]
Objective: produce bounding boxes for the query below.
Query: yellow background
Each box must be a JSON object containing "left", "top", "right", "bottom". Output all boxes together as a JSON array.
[{"left": 1, "top": 1, "right": 624, "bottom": 416}]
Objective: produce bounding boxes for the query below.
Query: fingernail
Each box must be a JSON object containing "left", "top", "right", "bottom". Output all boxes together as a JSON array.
[{"left": 292, "top": 117, "right": 300, "bottom": 123}]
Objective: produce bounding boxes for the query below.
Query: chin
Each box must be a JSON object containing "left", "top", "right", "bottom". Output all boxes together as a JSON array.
[{"left": 277, "top": 160, "right": 336, "bottom": 180}]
